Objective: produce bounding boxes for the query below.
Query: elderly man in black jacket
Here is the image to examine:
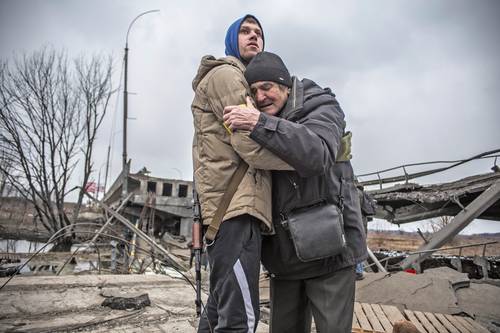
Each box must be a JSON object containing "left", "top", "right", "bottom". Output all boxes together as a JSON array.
[{"left": 223, "top": 51, "right": 367, "bottom": 333}]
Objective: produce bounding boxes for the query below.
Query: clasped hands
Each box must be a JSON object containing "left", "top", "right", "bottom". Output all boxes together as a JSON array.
[{"left": 223, "top": 96, "right": 260, "bottom": 132}]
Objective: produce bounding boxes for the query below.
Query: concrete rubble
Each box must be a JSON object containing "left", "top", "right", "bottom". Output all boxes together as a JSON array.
[
  {"left": 1, "top": 261, "right": 499, "bottom": 332},
  {"left": 456, "top": 281, "right": 500, "bottom": 333},
  {"left": 356, "top": 267, "right": 500, "bottom": 332},
  {"left": 0, "top": 274, "right": 269, "bottom": 332}
]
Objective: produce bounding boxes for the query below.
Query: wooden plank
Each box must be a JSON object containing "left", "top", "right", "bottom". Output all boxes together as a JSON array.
[
  {"left": 380, "top": 304, "right": 405, "bottom": 325},
  {"left": 361, "top": 303, "right": 385, "bottom": 332},
  {"left": 434, "top": 313, "right": 460, "bottom": 333},
  {"left": 413, "top": 311, "right": 438, "bottom": 333},
  {"left": 454, "top": 316, "right": 476, "bottom": 333},
  {"left": 444, "top": 314, "right": 472, "bottom": 333},
  {"left": 371, "top": 304, "right": 393, "bottom": 332},
  {"left": 354, "top": 302, "right": 372, "bottom": 330},
  {"left": 404, "top": 310, "right": 428, "bottom": 333},
  {"left": 352, "top": 329, "right": 384, "bottom": 333},
  {"left": 463, "top": 317, "right": 490, "bottom": 333},
  {"left": 352, "top": 311, "right": 360, "bottom": 329},
  {"left": 424, "top": 312, "right": 448, "bottom": 333},
  {"left": 455, "top": 316, "right": 486, "bottom": 333}
]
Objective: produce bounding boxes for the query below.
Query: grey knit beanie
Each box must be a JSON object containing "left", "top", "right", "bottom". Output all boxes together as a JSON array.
[{"left": 244, "top": 51, "right": 292, "bottom": 87}]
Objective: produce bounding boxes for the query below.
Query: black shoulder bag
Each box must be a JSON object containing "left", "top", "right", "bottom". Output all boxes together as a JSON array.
[{"left": 281, "top": 177, "right": 346, "bottom": 262}]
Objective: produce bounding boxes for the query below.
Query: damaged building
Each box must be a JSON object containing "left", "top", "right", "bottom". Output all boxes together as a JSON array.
[{"left": 103, "top": 166, "right": 194, "bottom": 241}]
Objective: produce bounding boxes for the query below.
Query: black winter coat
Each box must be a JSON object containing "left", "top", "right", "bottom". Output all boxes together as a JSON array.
[{"left": 250, "top": 77, "right": 367, "bottom": 279}]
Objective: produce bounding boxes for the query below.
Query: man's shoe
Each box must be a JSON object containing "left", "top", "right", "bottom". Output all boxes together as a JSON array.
[{"left": 356, "top": 272, "right": 365, "bottom": 281}]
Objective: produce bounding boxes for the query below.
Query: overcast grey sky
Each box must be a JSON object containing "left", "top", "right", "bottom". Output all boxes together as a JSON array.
[{"left": 1, "top": 0, "right": 499, "bottom": 234}]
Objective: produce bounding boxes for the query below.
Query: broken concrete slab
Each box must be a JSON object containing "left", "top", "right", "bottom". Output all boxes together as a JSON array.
[
  {"left": 0, "top": 273, "right": 184, "bottom": 291},
  {"left": 356, "top": 272, "right": 389, "bottom": 288},
  {"left": 456, "top": 281, "right": 500, "bottom": 333},
  {"left": 1, "top": 285, "right": 105, "bottom": 318},
  {"left": 356, "top": 270, "right": 500, "bottom": 332},
  {"left": 102, "top": 293, "right": 151, "bottom": 310},
  {"left": 0, "top": 275, "right": 196, "bottom": 318},
  {"left": 356, "top": 271, "right": 462, "bottom": 315},
  {"left": 423, "top": 266, "right": 470, "bottom": 290},
  {"left": 0, "top": 273, "right": 270, "bottom": 332},
  {"left": 0, "top": 274, "right": 201, "bottom": 332},
  {"left": 473, "top": 255, "right": 491, "bottom": 279},
  {"left": 0, "top": 308, "right": 154, "bottom": 333}
]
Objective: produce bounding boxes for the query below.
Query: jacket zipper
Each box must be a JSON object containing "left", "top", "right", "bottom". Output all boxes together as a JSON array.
[
  {"left": 278, "top": 175, "right": 301, "bottom": 223},
  {"left": 279, "top": 212, "right": 289, "bottom": 230},
  {"left": 338, "top": 176, "right": 346, "bottom": 244},
  {"left": 338, "top": 176, "right": 345, "bottom": 212}
]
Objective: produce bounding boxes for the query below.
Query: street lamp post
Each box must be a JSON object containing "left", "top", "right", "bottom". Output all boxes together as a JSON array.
[
  {"left": 122, "top": 9, "right": 160, "bottom": 197},
  {"left": 96, "top": 162, "right": 107, "bottom": 201},
  {"left": 171, "top": 167, "right": 184, "bottom": 180}
]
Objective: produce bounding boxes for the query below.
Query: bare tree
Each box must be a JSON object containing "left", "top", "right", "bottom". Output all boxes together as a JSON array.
[
  {"left": 430, "top": 215, "right": 452, "bottom": 233},
  {"left": 0, "top": 47, "right": 113, "bottom": 245},
  {"left": 71, "top": 55, "right": 113, "bottom": 222},
  {"left": 0, "top": 137, "right": 13, "bottom": 197}
]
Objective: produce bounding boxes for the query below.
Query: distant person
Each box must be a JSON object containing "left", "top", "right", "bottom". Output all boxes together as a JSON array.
[
  {"left": 355, "top": 184, "right": 376, "bottom": 280},
  {"left": 224, "top": 51, "right": 367, "bottom": 333}
]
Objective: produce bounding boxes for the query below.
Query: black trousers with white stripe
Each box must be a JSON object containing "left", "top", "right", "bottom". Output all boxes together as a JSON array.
[{"left": 198, "top": 215, "right": 262, "bottom": 333}]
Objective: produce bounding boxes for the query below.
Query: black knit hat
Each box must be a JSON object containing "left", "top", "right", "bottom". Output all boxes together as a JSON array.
[{"left": 244, "top": 51, "right": 292, "bottom": 88}]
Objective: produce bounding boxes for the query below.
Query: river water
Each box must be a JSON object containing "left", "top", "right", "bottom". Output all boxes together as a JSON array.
[{"left": 0, "top": 239, "right": 53, "bottom": 253}]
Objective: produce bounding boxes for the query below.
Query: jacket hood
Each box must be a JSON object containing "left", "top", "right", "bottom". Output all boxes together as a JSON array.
[
  {"left": 280, "top": 77, "right": 340, "bottom": 121},
  {"left": 225, "top": 14, "right": 265, "bottom": 60},
  {"left": 192, "top": 55, "right": 245, "bottom": 91}
]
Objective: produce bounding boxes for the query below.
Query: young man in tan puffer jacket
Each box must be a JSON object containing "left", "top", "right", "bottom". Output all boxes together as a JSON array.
[{"left": 191, "top": 15, "right": 290, "bottom": 332}]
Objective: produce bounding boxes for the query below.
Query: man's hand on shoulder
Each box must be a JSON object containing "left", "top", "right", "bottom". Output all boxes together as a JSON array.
[{"left": 223, "top": 96, "right": 261, "bottom": 132}]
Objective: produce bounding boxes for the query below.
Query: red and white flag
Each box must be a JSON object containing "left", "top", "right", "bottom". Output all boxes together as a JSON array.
[{"left": 85, "top": 182, "right": 97, "bottom": 193}]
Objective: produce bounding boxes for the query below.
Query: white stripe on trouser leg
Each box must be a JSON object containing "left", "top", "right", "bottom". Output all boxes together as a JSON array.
[{"left": 233, "top": 258, "right": 255, "bottom": 333}]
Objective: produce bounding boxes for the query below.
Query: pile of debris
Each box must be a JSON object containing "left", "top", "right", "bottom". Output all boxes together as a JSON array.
[
  {"left": 356, "top": 267, "right": 500, "bottom": 332},
  {"left": 0, "top": 274, "right": 200, "bottom": 332}
]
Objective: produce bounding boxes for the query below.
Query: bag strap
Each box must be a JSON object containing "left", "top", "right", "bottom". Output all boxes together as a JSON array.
[
  {"left": 204, "top": 161, "right": 249, "bottom": 241},
  {"left": 336, "top": 131, "right": 352, "bottom": 162}
]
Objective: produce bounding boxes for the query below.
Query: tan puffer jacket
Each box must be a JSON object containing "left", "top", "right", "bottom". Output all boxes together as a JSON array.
[{"left": 191, "top": 55, "right": 291, "bottom": 231}]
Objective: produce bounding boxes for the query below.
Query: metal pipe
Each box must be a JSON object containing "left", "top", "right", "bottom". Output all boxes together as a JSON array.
[
  {"left": 83, "top": 191, "right": 186, "bottom": 271},
  {"left": 405, "top": 240, "right": 498, "bottom": 256},
  {"left": 367, "top": 246, "right": 387, "bottom": 273},
  {"left": 357, "top": 150, "right": 500, "bottom": 186},
  {"left": 89, "top": 193, "right": 133, "bottom": 244},
  {"left": 54, "top": 195, "right": 132, "bottom": 276}
]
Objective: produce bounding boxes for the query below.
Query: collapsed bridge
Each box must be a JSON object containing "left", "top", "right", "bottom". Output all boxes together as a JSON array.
[{"left": 358, "top": 149, "right": 500, "bottom": 270}]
